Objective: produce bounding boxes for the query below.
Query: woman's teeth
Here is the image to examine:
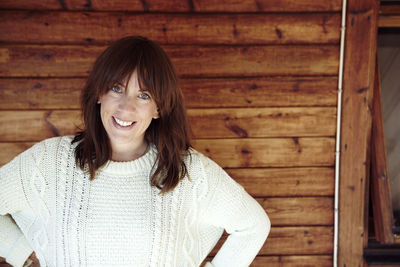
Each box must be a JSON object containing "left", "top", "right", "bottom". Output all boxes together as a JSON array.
[{"left": 114, "top": 117, "right": 134, "bottom": 127}]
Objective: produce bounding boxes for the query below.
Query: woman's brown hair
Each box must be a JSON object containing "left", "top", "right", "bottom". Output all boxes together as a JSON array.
[{"left": 72, "top": 36, "right": 191, "bottom": 193}]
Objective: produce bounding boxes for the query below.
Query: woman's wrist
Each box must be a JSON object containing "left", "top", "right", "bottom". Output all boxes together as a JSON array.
[{"left": 23, "top": 258, "right": 33, "bottom": 267}]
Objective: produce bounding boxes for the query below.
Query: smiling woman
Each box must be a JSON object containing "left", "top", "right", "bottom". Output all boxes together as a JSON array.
[{"left": 0, "top": 36, "right": 270, "bottom": 267}]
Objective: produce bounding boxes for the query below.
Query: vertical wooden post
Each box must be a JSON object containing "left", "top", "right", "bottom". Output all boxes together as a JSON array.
[{"left": 339, "top": 0, "right": 380, "bottom": 266}]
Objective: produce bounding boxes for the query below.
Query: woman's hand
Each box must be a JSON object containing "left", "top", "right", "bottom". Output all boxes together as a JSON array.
[{"left": 23, "top": 252, "right": 40, "bottom": 267}]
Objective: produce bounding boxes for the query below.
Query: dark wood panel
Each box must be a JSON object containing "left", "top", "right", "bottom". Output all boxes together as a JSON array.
[
  {"left": 192, "top": 138, "right": 335, "bottom": 168},
  {"left": 0, "top": 138, "right": 335, "bottom": 167},
  {"left": 0, "top": 45, "right": 339, "bottom": 77},
  {"left": 0, "top": 0, "right": 342, "bottom": 12},
  {"left": 379, "top": 15, "right": 400, "bottom": 27},
  {"left": 228, "top": 167, "right": 334, "bottom": 197},
  {"left": 211, "top": 226, "right": 333, "bottom": 255},
  {"left": 0, "top": 77, "right": 338, "bottom": 109},
  {"left": 0, "top": 12, "right": 340, "bottom": 45},
  {"left": 188, "top": 107, "right": 336, "bottom": 138},
  {"left": 260, "top": 197, "right": 333, "bottom": 225}
]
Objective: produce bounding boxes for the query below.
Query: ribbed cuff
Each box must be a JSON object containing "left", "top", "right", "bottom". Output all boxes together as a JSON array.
[{"left": 6, "top": 235, "right": 33, "bottom": 267}]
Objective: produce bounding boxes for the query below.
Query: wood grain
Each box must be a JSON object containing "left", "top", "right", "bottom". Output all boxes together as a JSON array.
[
  {"left": 0, "top": 108, "right": 336, "bottom": 141},
  {"left": 211, "top": 226, "right": 333, "bottom": 255},
  {"left": 0, "top": 77, "right": 338, "bottom": 109},
  {"left": 188, "top": 107, "right": 336, "bottom": 138},
  {"left": 338, "top": 0, "right": 380, "bottom": 265},
  {"left": 0, "top": 0, "right": 342, "bottom": 12},
  {"left": 0, "top": 12, "right": 340, "bottom": 45},
  {"left": 259, "top": 197, "right": 333, "bottom": 226},
  {"left": 379, "top": 15, "right": 400, "bottom": 27},
  {"left": 371, "top": 61, "right": 394, "bottom": 243},
  {"left": 0, "top": 45, "right": 339, "bottom": 77},
  {"left": 192, "top": 138, "right": 335, "bottom": 168},
  {"left": 201, "top": 255, "right": 333, "bottom": 266},
  {"left": 0, "top": 138, "right": 335, "bottom": 167},
  {"left": 228, "top": 167, "right": 334, "bottom": 197}
]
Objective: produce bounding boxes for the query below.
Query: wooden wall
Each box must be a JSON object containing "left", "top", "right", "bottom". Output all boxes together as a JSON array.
[{"left": 0, "top": 0, "right": 341, "bottom": 266}]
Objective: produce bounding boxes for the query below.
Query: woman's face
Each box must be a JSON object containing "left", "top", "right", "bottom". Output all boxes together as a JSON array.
[{"left": 98, "top": 70, "right": 159, "bottom": 153}]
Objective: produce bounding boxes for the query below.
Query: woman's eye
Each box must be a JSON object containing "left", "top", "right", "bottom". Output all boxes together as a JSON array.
[
  {"left": 139, "top": 92, "right": 150, "bottom": 100},
  {"left": 111, "top": 86, "right": 122, "bottom": 93}
]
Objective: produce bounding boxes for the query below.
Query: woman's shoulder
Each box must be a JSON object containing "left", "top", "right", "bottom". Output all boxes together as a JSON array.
[
  {"left": 22, "top": 135, "right": 75, "bottom": 161},
  {"left": 185, "top": 147, "right": 223, "bottom": 172}
]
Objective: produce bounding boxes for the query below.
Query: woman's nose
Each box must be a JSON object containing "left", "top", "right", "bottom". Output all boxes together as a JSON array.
[{"left": 118, "top": 96, "right": 137, "bottom": 112}]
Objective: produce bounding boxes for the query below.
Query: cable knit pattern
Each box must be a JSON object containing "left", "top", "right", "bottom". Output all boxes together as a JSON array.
[{"left": 0, "top": 136, "right": 270, "bottom": 267}]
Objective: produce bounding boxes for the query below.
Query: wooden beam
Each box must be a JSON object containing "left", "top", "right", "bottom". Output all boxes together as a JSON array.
[
  {"left": 0, "top": 0, "right": 342, "bottom": 12},
  {"left": 201, "top": 255, "right": 333, "bottom": 267},
  {"left": 338, "top": 0, "right": 380, "bottom": 265},
  {"left": 211, "top": 226, "right": 333, "bottom": 255},
  {"left": 0, "top": 77, "right": 338, "bottom": 109},
  {"left": 0, "top": 138, "right": 335, "bottom": 168},
  {"left": 228, "top": 167, "right": 334, "bottom": 197},
  {"left": 0, "top": 12, "right": 340, "bottom": 45},
  {"left": 379, "top": 15, "right": 400, "bottom": 27},
  {"left": 371, "top": 59, "right": 395, "bottom": 243},
  {"left": 0, "top": 45, "right": 339, "bottom": 77}
]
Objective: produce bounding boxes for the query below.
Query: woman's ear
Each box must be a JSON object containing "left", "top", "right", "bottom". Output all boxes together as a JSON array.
[{"left": 153, "top": 108, "right": 160, "bottom": 119}]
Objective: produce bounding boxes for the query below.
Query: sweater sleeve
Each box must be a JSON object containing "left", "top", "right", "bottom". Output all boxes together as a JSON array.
[
  {"left": 0, "top": 144, "right": 43, "bottom": 267},
  {"left": 200, "top": 156, "right": 271, "bottom": 267}
]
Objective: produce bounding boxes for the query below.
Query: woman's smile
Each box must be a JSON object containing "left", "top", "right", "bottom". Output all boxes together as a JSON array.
[{"left": 112, "top": 116, "right": 136, "bottom": 128}]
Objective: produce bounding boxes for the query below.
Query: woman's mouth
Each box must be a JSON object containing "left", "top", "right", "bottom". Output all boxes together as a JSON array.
[{"left": 112, "top": 116, "right": 136, "bottom": 128}]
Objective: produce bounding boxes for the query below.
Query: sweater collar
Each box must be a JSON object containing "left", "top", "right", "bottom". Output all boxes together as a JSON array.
[{"left": 99, "top": 143, "right": 158, "bottom": 175}]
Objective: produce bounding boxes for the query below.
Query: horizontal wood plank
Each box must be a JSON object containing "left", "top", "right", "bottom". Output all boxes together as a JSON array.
[
  {"left": 249, "top": 255, "right": 332, "bottom": 266},
  {"left": 0, "top": 142, "right": 35, "bottom": 165},
  {"left": 202, "top": 255, "right": 333, "bottom": 266},
  {"left": 228, "top": 167, "right": 334, "bottom": 197},
  {"left": 0, "top": 45, "right": 339, "bottom": 77},
  {"left": 260, "top": 197, "right": 333, "bottom": 225},
  {"left": 0, "top": 108, "right": 336, "bottom": 141},
  {"left": 192, "top": 138, "right": 335, "bottom": 167},
  {"left": 188, "top": 107, "right": 336, "bottom": 138},
  {"left": 0, "top": 0, "right": 342, "bottom": 12},
  {"left": 0, "top": 12, "right": 340, "bottom": 45},
  {"left": 379, "top": 15, "right": 400, "bottom": 27},
  {"left": 211, "top": 226, "right": 333, "bottom": 255},
  {"left": 0, "top": 77, "right": 338, "bottom": 109},
  {"left": 0, "top": 138, "right": 335, "bottom": 167}
]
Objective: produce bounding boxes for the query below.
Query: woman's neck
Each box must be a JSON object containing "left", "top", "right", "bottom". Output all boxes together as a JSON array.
[{"left": 110, "top": 140, "right": 149, "bottom": 162}]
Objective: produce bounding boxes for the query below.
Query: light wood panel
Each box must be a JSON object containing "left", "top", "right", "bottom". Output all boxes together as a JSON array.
[
  {"left": 260, "top": 197, "right": 333, "bottom": 225},
  {"left": 0, "top": 0, "right": 342, "bottom": 12},
  {"left": 0, "top": 142, "right": 35, "bottom": 165},
  {"left": 249, "top": 255, "right": 332, "bottom": 267},
  {"left": 211, "top": 226, "right": 333, "bottom": 255},
  {"left": 193, "top": 138, "right": 335, "bottom": 168},
  {"left": 0, "top": 108, "right": 336, "bottom": 141},
  {"left": 0, "top": 138, "right": 335, "bottom": 167},
  {"left": 201, "top": 255, "right": 333, "bottom": 267},
  {"left": 228, "top": 167, "right": 334, "bottom": 197},
  {"left": 0, "top": 45, "right": 339, "bottom": 77},
  {"left": 188, "top": 107, "right": 336, "bottom": 138},
  {"left": 0, "top": 77, "right": 338, "bottom": 109},
  {"left": 0, "top": 12, "right": 340, "bottom": 45}
]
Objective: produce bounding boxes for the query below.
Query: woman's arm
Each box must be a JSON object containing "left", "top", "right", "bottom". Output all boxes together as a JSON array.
[
  {"left": 200, "top": 156, "right": 271, "bottom": 267},
  {"left": 0, "top": 148, "right": 39, "bottom": 267}
]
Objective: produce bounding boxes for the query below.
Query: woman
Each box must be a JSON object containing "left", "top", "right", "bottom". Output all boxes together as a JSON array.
[{"left": 0, "top": 36, "right": 270, "bottom": 267}]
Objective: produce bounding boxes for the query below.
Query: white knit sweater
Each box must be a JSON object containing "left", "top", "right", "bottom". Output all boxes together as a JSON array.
[{"left": 0, "top": 136, "right": 270, "bottom": 267}]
